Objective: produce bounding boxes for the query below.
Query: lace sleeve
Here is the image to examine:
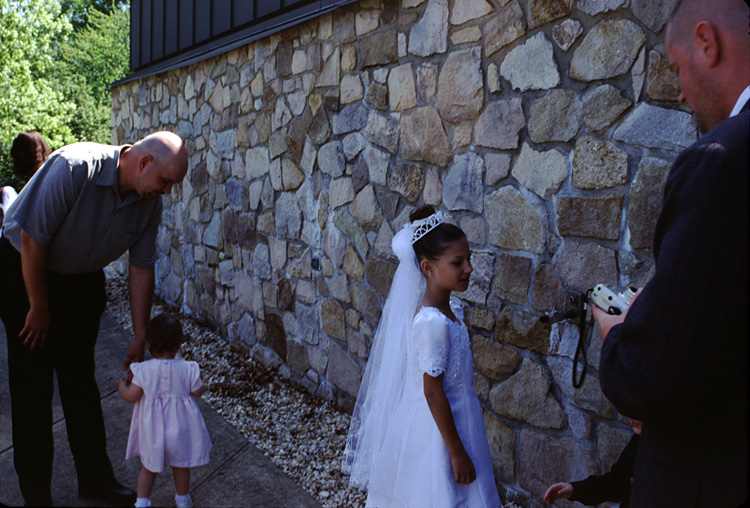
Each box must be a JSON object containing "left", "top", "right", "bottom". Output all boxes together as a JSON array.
[{"left": 412, "top": 309, "right": 450, "bottom": 377}]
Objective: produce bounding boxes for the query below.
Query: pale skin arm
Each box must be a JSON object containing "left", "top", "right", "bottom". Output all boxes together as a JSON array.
[
  {"left": 423, "top": 373, "right": 476, "bottom": 484},
  {"left": 123, "top": 264, "right": 155, "bottom": 370},
  {"left": 117, "top": 377, "right": 144, "bottom": 403},
  {"left": 19, "top": 230, "right": 50, "bottom": 351},
  {"left": 543, "top": 482, "right": 574, "bottom": 504}
]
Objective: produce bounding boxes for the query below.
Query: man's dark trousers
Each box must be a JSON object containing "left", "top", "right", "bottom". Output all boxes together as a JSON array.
[{"left": 0, "top": 237, "right": 115, "bottom": 505}]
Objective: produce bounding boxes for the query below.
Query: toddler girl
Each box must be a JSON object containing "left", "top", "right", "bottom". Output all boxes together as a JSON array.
[
  {"left": 118, "top": 313, "right": 211, "bottom": 508},
  {"left": 343, "top": 205, "right": 500, "bottom": 507}
]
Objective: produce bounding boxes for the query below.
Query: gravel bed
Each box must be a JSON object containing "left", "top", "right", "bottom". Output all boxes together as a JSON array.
[{"left": 105, "top": 270, "right": 521, "bottom": 508}]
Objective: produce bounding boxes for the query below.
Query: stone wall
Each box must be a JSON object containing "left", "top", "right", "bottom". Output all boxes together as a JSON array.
[{"left": 110, "top": 0, "right": 693, "bottom": 504}]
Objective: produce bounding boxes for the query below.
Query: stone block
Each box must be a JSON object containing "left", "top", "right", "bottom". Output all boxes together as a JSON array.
[
  {"left": 400, "top": 107, "right": 451, "bottom": 167},
  {"left": 556, "top": 195, "right": 622, "bottom": 240},
  {"left": 628, "top": 157, "right": 671, "bottom": 249},
  {"left": 388, "top": 63, "right": 417, "bottom": 111},
  {"left": 582, "top": 84, "right": 632, "bottom": 131},
  {"left": 552, "top": 18, "right": 582, "bottom": 50},
  {"left": 443, "top": 152, "right": 485, "bottom": 213},
  {"left": 492, "top": 253, "right": 531, "bottom": 305},
  {"left": 613, "top": 103, "right": 697, "bottom": 152},
  {"left": 489, "top": 359, "right": 565, "bottom": 429},
  {"left": 530, "top": 263, "right": 565, "bottom": 312},
  {"left": 484, "top": 413, "right": 515, "bottom": 483},
  {"left": 320, "top": 299, "right": 345, "bottom": 340},
  {"left": 646, "top": 48, "right": 680, "bottom": 101},
  {"left": 511, "top": 143, "right": 567, "bottom": 200},
  {"left": 457, "top": 250, "right": 494, "bottom": 304},
  {"left": 474, "top": 98, "right": 525, "bottom": 150},
  {"left": 265, "top": 313, "right": 287, "bottom": 362},
  {"left": 570, "top": 19, "right": 646, "bottom": 81},
  {"left": 327, "top": 340, "right": 362, "bottom": 398},
  {"left": 472, "top": 335, "right": 521, "bottom": 381},
  {"left": 408, "top": 0, "right": 448, "bottom": 57},
  {"left": 360, "top": 30, "right": 398, "bottom": 68},
  {"left": 556, "top": 241, "right": 617, "bottom": 290},
  {"left": 388, "top": 161, "right": 425, "bottom": 203},
  {"left": 483, "top": 0, "right": 525, "bottom": 57},
  {"left": 528, "top": 89, "right": 581, "bottom": 143},
  {"left": 485, "top": 186, "right": 545, "bottom": 254},
  {"left": 500, "top": 33, "right": 559, "bottom": 91},
  {"left": 437, "top": 47, "right": 484, "bottom": 124},
  {"left": 364, "top": 256, "right": 397, "bottom": 299},
  {"left": 365, "top": 112, "right": 400, "bottom": 154},
  {"left": 572, "top": 136, "right": 628, "bottom": 190},
  {"left": 517, "top": 429, "right": 598, "bottom": 498},
  {"left": 525, "top": 0, "right": 570, "bottom": 29},
  {"left": 469, "top": 308, "right": 495, "bottom": 332},
  {"left": 494, "top": 307, "right": 551, "bottom": 354}
]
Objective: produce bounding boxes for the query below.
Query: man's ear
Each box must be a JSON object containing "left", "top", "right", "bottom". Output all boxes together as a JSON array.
[
  {"left": 694, "top": 21, "right": 720, "bottom": 68},
  {"left": 138, "top": 154, "right": 154, "bottom": 173}
]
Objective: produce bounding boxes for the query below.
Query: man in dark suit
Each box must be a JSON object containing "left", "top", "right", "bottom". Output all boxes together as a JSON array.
[{"left": 594, "top": 0, "right": 749, "bottom": 506}]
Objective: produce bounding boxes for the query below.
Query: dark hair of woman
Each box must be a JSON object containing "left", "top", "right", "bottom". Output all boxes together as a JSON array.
[
  {"left": 10, "top": 130, "right": 51, "bottom": 181},
  {"left": 145, "top": 313, "right": 184, "bottom": 356},
  {"left": 409, "top": 205, "right": 466, "bottom": 262}
]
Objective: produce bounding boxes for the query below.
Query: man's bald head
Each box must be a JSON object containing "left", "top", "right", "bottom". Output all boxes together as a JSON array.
[
  {"left": 120, "top": 131, "right": 189, "bottom": 199},
  {"left": 134, "top": 131, "right": 188, "bottom": 178},
  {"left": 665, "top": 0, "right": 750, "bottom": 132},
  {"left": 667, "top": 0, "right": 749, "bottom": 49}
]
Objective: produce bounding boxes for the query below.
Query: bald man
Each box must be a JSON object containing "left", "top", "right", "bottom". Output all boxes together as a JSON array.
[
  {"left": 0, "top": 131, "right": 188, "bottom": 506},
  {"left": 593, "top": 1, "right": 749, "bottom": 505}
]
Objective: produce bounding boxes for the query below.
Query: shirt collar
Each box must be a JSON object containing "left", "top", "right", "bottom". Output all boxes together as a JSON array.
[
  {"left": 96, "top": 145, "right": 140, "bottom": 207},
  {"left": 729, "top": 86, "right": 750, "bottom": 117}
]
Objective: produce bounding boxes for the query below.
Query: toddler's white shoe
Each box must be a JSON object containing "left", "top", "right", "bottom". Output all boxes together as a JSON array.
[
  {"left": 134, "top": 498, "right": 152, "bottom": 508},
  {"left": 175, "top": 493, "right": 193, "bottom": 508}
]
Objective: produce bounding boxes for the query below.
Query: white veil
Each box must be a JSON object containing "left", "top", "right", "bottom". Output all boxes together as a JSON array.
[{"left": 342, "top": 224, "right": 426, "bottom": 490}]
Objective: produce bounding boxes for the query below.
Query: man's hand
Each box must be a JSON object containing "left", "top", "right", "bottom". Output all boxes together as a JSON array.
[
  {"left": 20, "top": 304, "right": 50, "bottom": 350},
  {"left": 592, "top": 287, "right": 643, "bottom": 340},
  {"left": 122, "top": 337, "right": 146, "bottom": 370},
  {"left": 543, "top": 482, "right": 573, "bottom": 504}
]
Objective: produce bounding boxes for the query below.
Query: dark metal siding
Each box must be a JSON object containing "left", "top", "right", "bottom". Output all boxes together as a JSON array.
[{"left": 123, "top": 0, "right": 360, "bottom": 84}]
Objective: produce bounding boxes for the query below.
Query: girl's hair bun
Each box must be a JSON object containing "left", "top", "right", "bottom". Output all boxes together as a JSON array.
[
  {"left": 409, "top": 205, "right": 466, "bottom": 262},
  {"left": 410, "top": 204, "right": 436, "bottom": 223}
]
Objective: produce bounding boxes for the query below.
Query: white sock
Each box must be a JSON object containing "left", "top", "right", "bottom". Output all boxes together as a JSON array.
[
  {"left": 175, "top": 493, "right": 193, "bottom": 508},
  {"left": 134, "top": 498, "right": 151, "bottom": 508}
]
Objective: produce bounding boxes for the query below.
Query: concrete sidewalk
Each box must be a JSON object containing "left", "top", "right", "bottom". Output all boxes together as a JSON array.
[{"left": 0, "top": 311, "right": 322, "bottom": 508}]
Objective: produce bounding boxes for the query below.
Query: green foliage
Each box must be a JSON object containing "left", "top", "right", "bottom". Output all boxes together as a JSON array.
[
  {"left": 0, "top": 0, "right": 130, "bottom": 186},
  {"left": 60, "top": 0, "right": 129, "bottom": 30},
  {"left": 55, "top": 5, "right": 129, "bottom": 143}
]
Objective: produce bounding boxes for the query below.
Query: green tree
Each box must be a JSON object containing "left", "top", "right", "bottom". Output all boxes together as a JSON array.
[
  {"left": 60, "top": 0, "right": 129, "bottom": 30},
  {"left": 0, "top": 0, "right": 76, "bottom": 172},
  {"left": 0, "top": 0, "right": 130, "bottom": 185},
  {"left": 56, "top": 5, "right": 130, "bottom": 143}
]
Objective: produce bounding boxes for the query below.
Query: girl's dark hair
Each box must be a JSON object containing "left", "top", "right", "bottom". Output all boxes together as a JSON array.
[
  {"left": 410, "top": 205, "right": 466, "bottom": 261},
  {"left": 10, "top": 131, "right": 51, "bottom": 181},
  {"left": 145, "top": 313, "right": 184, "bottom": 356}
]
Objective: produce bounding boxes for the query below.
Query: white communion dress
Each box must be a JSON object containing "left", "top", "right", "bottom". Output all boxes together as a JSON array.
[
  {"left": 366, "top": 301, "right": 501, "bottom": 508},
  {"left": 125, "top": 359, "right": 212, "bottom": 473}
]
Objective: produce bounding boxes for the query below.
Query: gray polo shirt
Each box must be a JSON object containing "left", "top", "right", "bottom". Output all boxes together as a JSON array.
[{"left": 2, "top": 142, "right": 163, "bottom": 274}]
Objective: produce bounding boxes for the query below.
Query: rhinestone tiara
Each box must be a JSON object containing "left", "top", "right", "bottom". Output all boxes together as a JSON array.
[{"left": 411, "top": 212, "right": 445, "bottom": 244}]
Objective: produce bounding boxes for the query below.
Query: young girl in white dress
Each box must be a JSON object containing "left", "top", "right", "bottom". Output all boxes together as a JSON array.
[
  {"left": 118, "top": 313, "right": 212, "bottom": 508},
  {"left": 343, "top": 205, "right": 500, "bottom": 508}
]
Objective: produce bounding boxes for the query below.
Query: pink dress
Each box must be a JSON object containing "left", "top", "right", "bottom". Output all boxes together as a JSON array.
[{"left": 125, "top": 359, "right": 212, "bottom": 473}]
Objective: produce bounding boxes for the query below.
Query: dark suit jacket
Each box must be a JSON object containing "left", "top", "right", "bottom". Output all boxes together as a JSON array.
[
  {"left": 570, "top": 434, "right": 638, "bottom": 507},
  {"left": 599, "top": 103, "right": 749, "bottom": 507}
]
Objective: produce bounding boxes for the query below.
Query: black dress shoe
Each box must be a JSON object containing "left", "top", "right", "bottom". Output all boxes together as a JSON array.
[{"left": 79, "top": 480, "right": 136, "bottom": 507}]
